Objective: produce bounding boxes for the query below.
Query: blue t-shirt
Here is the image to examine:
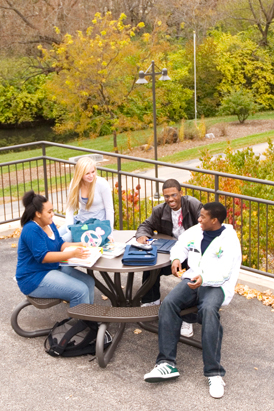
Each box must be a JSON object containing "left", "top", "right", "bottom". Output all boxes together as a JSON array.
[{"left": 16, "top": 221, "right": 64, "bottom": 295}]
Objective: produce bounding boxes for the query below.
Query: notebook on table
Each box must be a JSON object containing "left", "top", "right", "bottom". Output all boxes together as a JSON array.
[{"left": 152, "top": 239, "right": 177, "bottom": 254}]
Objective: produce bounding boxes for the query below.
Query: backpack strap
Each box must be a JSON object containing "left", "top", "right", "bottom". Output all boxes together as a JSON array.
[{"left": 44, "top": 319, "right": 89, "bottom": 356}]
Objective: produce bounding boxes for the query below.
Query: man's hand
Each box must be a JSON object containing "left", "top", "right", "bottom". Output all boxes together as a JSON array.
[
  {"left": 187, "top": 275, "right": 202, "bottom": 289},
  {"left": 137, "top": 236, "right": 149, "bottom": 244},
  {"left": 171, "top": 259, "right": 181, "bottom": 277}
]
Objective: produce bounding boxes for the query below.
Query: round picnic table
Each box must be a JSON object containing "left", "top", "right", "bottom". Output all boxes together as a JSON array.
[{"left": 68, "top": 230, "right": 201, "bottom": 367}]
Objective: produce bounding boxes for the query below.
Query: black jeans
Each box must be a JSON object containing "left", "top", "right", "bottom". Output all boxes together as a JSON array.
[{"left": 141, "top": 260, "right": 188, "bottom": 304}]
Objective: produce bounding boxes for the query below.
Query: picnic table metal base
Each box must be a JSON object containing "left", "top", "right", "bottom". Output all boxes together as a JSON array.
[{"left": 11, "top": 297, "right": 62, "bottom": 338}]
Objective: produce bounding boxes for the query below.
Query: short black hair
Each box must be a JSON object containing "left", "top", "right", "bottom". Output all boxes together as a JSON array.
[
  {"left": 162, "top": 179, "right": 181, "bottom": 192},
  {"left": 203, "top": 202, "right": 227, "bottom": 224},
  {"left": 21, "top": 190, "right": 48, "bottom": 226}
]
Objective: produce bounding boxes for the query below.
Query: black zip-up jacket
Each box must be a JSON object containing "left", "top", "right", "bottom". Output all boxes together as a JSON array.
[{"left": 136, "top": 195, "right": 203, "bottom": 239}]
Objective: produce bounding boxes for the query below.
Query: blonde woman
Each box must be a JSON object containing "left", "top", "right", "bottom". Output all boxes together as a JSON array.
[{"left": 59, "top": 157, "right": 114, "bottom": 242}]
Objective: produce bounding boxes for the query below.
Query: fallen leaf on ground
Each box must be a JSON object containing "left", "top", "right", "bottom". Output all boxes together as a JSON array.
[
  {"left": 134, "top": 329, "right": 142, "bottom": 334},
  {"left": 11, "top": 243, "right": 17, "bottom": 248},
  {"left": 235, "top": 284, "right": 274, "bottom": 309},
  {"left": 101, "top": 295, "right": 108, "bottom": 300},
  {"left": 0, "top": 228, "right": 22, "bottom": 239}
]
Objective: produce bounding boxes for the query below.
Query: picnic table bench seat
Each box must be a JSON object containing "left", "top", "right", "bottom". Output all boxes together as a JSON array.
[
  {"left": 11, "top": 296, "right": 202, "bottom": 368},
  {"left": 67, "top": 303, "right": 202, "bottom": 368},
  {"left": 11, "top": 296, "right": 63, "bottom": 338}
]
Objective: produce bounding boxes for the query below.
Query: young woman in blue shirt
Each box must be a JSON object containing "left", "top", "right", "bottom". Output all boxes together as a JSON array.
[{"left": 16, "top": 190, "right": 95, "bottom": 307}]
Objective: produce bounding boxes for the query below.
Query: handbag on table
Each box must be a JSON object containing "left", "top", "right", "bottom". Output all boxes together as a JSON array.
[{"left": 68, "top": 218, "right": 111, "bottom": 246}]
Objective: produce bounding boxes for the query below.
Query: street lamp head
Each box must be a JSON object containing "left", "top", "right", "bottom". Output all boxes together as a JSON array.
[
  {"left": 159, "top": 68, "right": 171, "bottom": 81},
  {"left": 136, "top": 70, "right": 148, "bottom": 84}
]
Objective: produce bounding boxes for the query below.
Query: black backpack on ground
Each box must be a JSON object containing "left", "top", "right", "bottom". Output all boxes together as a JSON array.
[{"left": 44, "top": 318, "right": 112, "bottom": 357}]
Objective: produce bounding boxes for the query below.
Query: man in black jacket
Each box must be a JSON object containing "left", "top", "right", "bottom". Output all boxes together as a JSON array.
[{"left": 136, "top": 179, "right": 202, "bottom": 337}]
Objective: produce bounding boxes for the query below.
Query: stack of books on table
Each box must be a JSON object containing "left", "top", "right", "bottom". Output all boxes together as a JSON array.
[
  {"left": 61, "top": 246, "right": 103, "bottom": 267},
  {"left": 102, "top": 242, "right": 126, "bottom": 259}
]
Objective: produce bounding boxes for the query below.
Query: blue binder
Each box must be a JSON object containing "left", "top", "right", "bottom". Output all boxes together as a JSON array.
[{"left": 122, "top": 245, "right": 157, "bottom": 266}]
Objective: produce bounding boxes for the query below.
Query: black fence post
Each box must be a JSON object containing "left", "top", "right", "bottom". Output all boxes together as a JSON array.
[
  {"left": 117, "top": 157, "right": 123, "bottom": 230},
  {"left": 42, "top": 143, "right": 48, "bottom": 199},
  {"left": 215, "top": 174, "right": 219, "bottom": 202}
]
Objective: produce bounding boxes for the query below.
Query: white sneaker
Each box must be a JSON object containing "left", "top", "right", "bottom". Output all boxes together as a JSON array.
[
  {"left": 141, "top": 299, "right": 161, "bottom": 307},
  {"left": 144, "top": 363, "right": 180, "bottom": 383},
  {"left": 208, "top": 376, "right": 226, "bottom": 398},
  {"left": 180, "top": 322, "right": 193, "bottom": 338}
]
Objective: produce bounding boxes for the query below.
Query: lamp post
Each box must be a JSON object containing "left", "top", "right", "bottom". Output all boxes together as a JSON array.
[{"left": 136, "top": 61, "right": 171, "bottom": 198}]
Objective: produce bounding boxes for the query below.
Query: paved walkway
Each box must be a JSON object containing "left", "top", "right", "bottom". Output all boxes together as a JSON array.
[{"left": 1, "top": 228, "right": 274, "bottom": 411}]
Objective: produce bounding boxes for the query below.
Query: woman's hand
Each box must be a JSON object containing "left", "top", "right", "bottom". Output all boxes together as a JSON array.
[
  {"left": 108, "top": 234, "right": 114, "bottom": 243},
  {"left": 71, "top": 247, "right": 91, "bottom": 259}
]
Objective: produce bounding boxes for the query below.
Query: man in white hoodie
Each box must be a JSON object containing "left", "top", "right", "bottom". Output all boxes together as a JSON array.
[{"left": 144, "top": 202, "right": 242, "bottom": 399}]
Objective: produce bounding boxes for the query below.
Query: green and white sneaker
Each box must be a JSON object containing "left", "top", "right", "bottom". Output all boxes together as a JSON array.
[{"left": 144, "top": 363, "right": 180, "bottom": 383}]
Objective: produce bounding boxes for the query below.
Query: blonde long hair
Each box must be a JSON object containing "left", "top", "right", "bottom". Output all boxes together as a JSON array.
[{"left": 66, "top": 157, "right": 97, "bottom": 211}]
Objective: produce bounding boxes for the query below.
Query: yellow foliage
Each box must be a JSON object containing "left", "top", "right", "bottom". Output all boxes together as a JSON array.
[
  {"left": 119, "top": 13, "right": 127, "bottom": 21},
  {"left": 41, "top": 11, "right": 170, "bottom": 143},
  {"left": 142, "top": 33, "right": 151, "bottom": 42},
  {"left": 137, "top": 22, "right": 145, "bottom": 28},
  {"left": 178, "top": 119, "right": 185, "bottom": 142}
]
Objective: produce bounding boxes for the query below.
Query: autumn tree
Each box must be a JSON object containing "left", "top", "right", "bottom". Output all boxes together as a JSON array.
[
  {"left": 217, "top": 0, "right": 274, "bottom": 46},
  {"left": 40, "top": 12, "right": 171, "bottom": 151},
  {"left": 0, "top": 0, "right": 163, "bottom": 55},
  {"left": 214, "top": 31, "right": 274, "bottom": 109},
  {"left": 153, "top": 0, "right": 220, "bottom": 41}
]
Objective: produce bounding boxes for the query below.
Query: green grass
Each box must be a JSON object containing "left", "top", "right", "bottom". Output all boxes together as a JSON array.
[
  {"left": 0, "top": 111, "right": 274, "bottom": 173},
  {"left": 2, "top": 112, "right": 274, "bottom": 198}
]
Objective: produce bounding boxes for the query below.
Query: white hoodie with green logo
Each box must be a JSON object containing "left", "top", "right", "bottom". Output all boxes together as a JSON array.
[{"left": 170, "top": 224, "right": 242, "bottom": 306}]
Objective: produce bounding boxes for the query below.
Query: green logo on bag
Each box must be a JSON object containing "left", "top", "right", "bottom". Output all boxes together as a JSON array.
[{"left": 81, "top": 224, "right": 88, "bottom": 230}]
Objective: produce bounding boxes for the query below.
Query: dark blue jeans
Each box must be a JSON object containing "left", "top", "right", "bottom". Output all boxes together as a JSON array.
[
  {"left": 156, "top": 278, "right": 225, "bottom": 377},
  {"left": 142, "top": 260, "right": 188, "bottom": 304}
]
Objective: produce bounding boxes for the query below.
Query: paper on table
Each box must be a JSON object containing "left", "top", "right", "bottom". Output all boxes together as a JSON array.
[
  {"left": 102, "top": 242, "right": 126, "bottom": 259},
  {"left": 61, "top": 246, "right": 103, "bottom": 267}
]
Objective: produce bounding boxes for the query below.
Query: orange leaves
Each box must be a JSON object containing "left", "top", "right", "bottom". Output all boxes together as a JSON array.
[
  {"left": 0, "top": 227, "right": 21, "bottom": 240},
  {"left": 235, "top": 284, "right": 274, "bottom": 308}
]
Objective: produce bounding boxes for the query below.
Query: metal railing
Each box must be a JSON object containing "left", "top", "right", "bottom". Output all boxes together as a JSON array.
[{"left": 1, "top": 141, "right": 274, "bottom": 278}]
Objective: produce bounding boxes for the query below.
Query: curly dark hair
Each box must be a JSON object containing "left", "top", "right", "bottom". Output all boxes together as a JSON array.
[{"left": 21, "top": 190, "right": 48, "bottom": 226}]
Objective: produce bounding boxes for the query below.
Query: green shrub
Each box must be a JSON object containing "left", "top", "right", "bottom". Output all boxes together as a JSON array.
[{"left": 218, "top": 89, "right": 261, "bottom": 123}]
